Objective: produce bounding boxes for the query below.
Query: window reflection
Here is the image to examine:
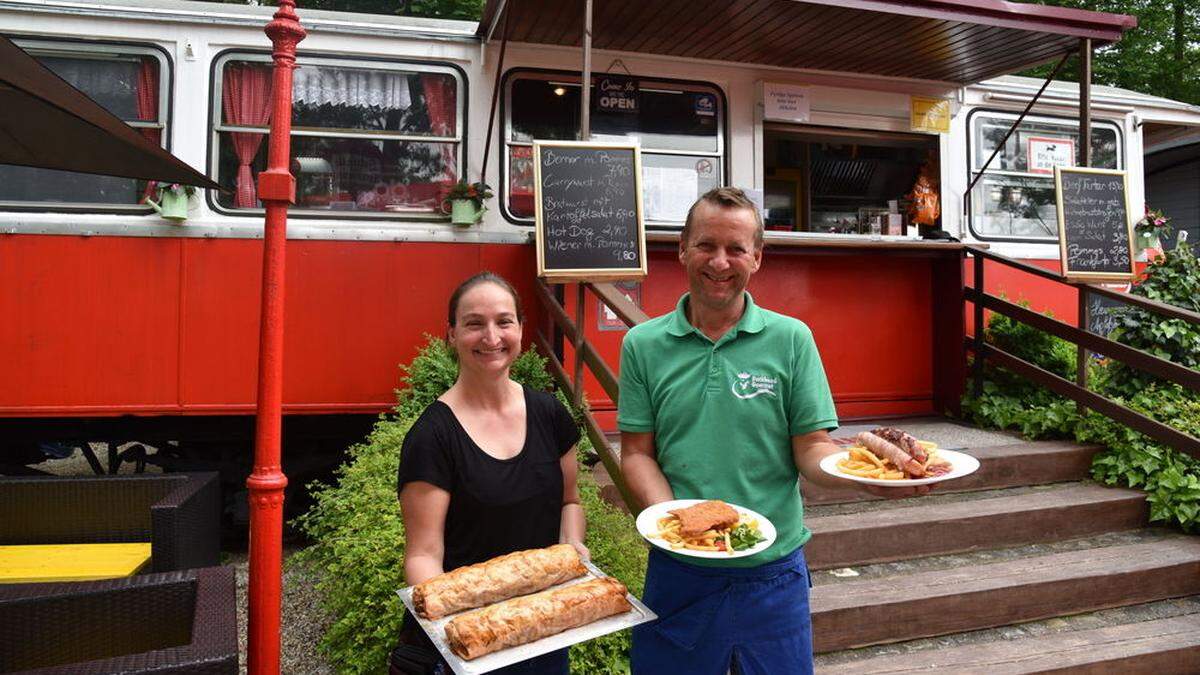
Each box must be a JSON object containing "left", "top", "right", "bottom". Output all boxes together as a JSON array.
[
  {"left": 214, "top": 58, "right": 462, "bottom": 214},
  {"left": 969, "top": 112, "right": 1123, "bottom": 240},
  {"left": 506, "top": 74, "right": 724, "bottom": 223},
  {"left": 215, "top": 135, "right": 457, "bottom": 212}
]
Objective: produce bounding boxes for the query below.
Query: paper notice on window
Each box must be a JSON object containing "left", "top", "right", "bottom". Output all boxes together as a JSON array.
[
  {"left": 643, "top": 166, "right": 698, "bottom": 222},
  {"left": 1027, "top": 137, "right": 1075, "bottom": 175}
]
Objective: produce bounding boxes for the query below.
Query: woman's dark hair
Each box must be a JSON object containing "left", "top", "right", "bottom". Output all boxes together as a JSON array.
[{"left": 447, "top": 272, "right": 525, "bottom": 327}]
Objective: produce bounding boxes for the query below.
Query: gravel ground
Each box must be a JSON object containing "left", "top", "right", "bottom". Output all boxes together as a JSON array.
[{"left": 228, "top": 549, "right": 335, "bottom": 675}]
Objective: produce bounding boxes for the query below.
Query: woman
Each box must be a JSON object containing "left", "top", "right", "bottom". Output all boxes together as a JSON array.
[{"left": 396, "top": 272, "right": 586, "bottom": 674}]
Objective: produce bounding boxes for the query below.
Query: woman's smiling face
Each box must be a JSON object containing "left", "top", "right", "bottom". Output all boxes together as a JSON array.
[{"left": 449, "top": 281, "right": 523, "bottom": 374}]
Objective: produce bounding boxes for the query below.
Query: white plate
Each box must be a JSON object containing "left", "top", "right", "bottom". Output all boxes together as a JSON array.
[
  {"left": 819, "top": 448, "right": 981, "bottom": 486},
  {"left": 635, "top": 499, "right": 776, "bottom": 559}
]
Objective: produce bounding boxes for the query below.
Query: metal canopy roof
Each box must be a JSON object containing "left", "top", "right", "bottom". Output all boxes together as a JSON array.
[
  {"left": 0, "top": 35, "right": 219, "bottom": 188},
  {"left": 478, "top": 0, "right": 1136, "bottom": 85}
]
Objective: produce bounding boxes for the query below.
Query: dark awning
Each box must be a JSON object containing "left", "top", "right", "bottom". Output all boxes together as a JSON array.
[
  {"left": 0, "top": 35, "right": 220, "bottom": 189},
  {"left": 478, "top": 0, "right": 1136, "bottom": 85}
]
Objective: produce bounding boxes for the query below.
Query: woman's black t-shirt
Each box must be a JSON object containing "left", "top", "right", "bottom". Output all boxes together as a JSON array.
[{"left": 397, "top": 386, "right": 581, "bottom": 572}]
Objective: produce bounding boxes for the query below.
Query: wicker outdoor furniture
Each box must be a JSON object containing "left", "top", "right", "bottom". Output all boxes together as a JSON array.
[
  {"left": 0, "top": 473, "right": 220, "bottom": 574},
  {"left": 0, "top": 566, "right": 238, "bottom": 673}
]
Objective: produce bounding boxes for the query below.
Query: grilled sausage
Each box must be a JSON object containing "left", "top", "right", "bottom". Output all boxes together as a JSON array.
[
  {"left": 856, "top": 431, "right": 924, "bottom": 477},
  {"left": 871, "top": 426, "right": 927, "bottom": 463}
]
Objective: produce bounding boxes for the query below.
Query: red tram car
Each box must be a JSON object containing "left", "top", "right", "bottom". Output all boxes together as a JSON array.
[{"left": 3, "top": 0, "right": 1193, "bottom": 518}]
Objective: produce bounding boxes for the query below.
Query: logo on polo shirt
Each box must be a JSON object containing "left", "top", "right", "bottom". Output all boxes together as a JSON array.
[{"left": 732, "top": 371, "right": 777, "bottom": 399}]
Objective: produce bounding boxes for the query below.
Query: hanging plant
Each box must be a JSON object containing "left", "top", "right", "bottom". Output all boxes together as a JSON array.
[{"left": 442, "top": 180, "right": 493, "bottom": 208}]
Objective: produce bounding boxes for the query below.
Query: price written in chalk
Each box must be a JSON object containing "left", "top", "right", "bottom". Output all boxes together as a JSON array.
[
  {"left": 535, "top": 143, "right": 646, "bottom": 279},
  {"left": 1056, "top": 168, "right": 1134, "bottom": 279}
]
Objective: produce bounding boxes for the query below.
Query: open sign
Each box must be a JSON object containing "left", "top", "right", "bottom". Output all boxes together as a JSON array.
[{"left": 596, "top": 75, "right": 638, "bottom": 114}]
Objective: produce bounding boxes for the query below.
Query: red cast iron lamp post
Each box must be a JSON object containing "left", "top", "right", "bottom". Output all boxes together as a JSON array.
[{"left": 247, "top": 2, "right": 304, "bottom": 673}]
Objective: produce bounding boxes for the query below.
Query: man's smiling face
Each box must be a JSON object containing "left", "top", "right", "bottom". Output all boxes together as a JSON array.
[{"left": 679, "top": 201, "right": 762, "bottom": 313}]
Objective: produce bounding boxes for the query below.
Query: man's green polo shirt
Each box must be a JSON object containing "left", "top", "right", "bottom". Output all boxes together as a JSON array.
[{"left": 618, "top": 292, "right": 838, "bottom": 567}]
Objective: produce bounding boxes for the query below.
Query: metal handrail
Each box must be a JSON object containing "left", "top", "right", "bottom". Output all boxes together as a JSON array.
[
  {"left": 966, "top": 245, "right": 1200, "bottom": 325},
  {"left": 965, "top": 289, "right": 1200, "bottom": 391},
  {"left": 532, "top": 279, "right": 646, "bottom": 510},
  {"left": 964, "top": 246, "right": 1200, "bottom": 460}
]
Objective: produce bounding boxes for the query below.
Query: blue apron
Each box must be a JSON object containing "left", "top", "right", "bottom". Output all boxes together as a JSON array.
[{"left": 632, "top": 546, "right": 813, "bottom": 675}]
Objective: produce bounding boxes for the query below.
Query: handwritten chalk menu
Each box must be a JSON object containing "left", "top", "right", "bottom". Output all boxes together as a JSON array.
[
  {"left": 1054, "top": 167, "right": 1136, "bottom": 281},
  {"left": 534, "top": 141, "right": 647, "bottom": 282}
]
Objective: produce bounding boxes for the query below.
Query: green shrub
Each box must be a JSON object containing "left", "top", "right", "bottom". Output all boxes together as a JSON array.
[
  {"left": 1103, "top": 241, "right": 1200, "bottom": 396},
  {"left": 291, "top": 415, "right": 412, "bottom": 673},
  {"left": 960, "top": 300, "right": 1080, "bottom": 437},
  {"left": 571, "top": 434, "right": 647, "bottom": 675},
  {"left": 296, "top": 336, "right": 647, "bottom": 673},
  {"left": 961, "top": 237, "right": 1200, "bottom": 533},
  {"left": 393, "top": 335, "right": 459, "bottom": 420},
  {"left": 984, "top": 304, "right": 1077, "bottom": 380},
  {"left": 1081, "top": 384, "right": 1200, "bottom": 531},
  {"left": 1083, "top": 239, "right": 1200, "bottom": 532}
]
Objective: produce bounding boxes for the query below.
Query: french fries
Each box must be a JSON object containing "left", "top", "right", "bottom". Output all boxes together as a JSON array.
[
  {"left": 836, "top": 443, "right": 943, "bottom": 480},
  {"left": 651, "top": 513, "right": 759, "bottom": 553}
]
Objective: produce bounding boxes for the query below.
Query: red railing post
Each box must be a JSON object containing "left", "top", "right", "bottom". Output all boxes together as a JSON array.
[{"left": 248, "top": 2, "right": 304, "bottom": 674}]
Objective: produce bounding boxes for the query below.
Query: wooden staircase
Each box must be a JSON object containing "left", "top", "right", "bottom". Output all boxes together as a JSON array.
[
  {"left": 592, "top": 437, "right": 1200, "bottom": 673},
  {"left": 803, "top": 440, "right": 1200, "bottom": 674}
]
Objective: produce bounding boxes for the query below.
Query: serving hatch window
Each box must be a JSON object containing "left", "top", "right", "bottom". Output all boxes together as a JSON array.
[
  {"left": 211, "top": 54, "right": 463, "bottom": 217},
  {"left": 504, "top": 71, "right": 724, "bottom": 225},
  {"left": 0, "top": 41, "right": 168, "bottom": 211},
  {"left": 967, "top": 111, "right": 1122, "bottom": 241}
]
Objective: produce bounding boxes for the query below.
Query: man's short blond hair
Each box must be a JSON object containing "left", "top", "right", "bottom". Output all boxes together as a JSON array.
[{"left": 681, "top": 187, "right": 764, "bottom": 250}]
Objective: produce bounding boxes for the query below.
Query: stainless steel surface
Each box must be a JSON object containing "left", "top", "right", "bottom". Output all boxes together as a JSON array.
[{"left": 397, "top": 560, "right": 656, "bottom": 675}]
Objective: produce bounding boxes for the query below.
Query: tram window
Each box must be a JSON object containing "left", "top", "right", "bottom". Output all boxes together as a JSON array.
[
  {"left": 0, "top": 43, "right": 167, "bottom": 211},
  {"left": 211, "top": 56, "right": 463, "bottom": 216},
  {"left": 504, "top": 72, "right": 724, "bottom": 224},
  {"left": 967, "top": 111, "right": 1122, "bottom": 241}
]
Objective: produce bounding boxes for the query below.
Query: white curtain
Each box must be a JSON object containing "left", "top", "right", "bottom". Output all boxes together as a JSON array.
[
  {"left": 292, "top": 66, "right": 411, "bottom": 110},
  {"left": 41, "top": 56, "right": 140, "bottom": 120}
]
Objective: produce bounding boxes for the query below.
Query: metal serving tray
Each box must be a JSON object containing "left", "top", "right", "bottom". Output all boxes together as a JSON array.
[{"left": 396, "top": 560, "right": 656, "bottom": 675}]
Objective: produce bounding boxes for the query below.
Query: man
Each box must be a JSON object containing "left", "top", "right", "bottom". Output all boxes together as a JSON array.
[{"left": 619, "top": 187, "right": 923, "bottom": 674}]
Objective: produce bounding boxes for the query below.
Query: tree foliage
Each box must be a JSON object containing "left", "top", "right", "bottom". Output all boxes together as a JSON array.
[
  {"left": 203, "top": 0, "right": 484, "bottom": 21},
  {"left": 1024, "top": 1, "right": 1200, "bottom": 105}
]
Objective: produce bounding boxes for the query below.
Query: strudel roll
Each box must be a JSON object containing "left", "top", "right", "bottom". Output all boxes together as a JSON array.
[
  {"left": 411, "top": 544, "right": 586, "bottom": 619},
  {"left": 445, "top": 577, "right": 631, "bottom": 660}
]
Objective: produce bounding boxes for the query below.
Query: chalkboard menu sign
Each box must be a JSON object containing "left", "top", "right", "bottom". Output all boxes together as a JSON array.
[
  {"left": 534, "top": 141, "right": 647, "bottom": 282},
  {"left": 1054, "top": 167, "right": 1135, "bottom": 281},
  {"left": 1087, "top": 291, "right": 1126, "bottom": 340}
]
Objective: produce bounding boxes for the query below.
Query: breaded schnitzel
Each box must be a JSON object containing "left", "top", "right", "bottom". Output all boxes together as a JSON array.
[{"left": 669, "top": 500, "right": 740, "bottom": 538}]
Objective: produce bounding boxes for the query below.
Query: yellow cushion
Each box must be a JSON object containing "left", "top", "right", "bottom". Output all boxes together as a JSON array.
[{"left": 0, "top": 543, "right": 152, "bottom": 583}]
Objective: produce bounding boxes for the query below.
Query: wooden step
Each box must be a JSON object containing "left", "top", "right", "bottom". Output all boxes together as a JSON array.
[
  {"left": 595, "top": 441, "right": 1103, "bottom": 514},
  {"left": 805, "top": 483, "right": 1147, "bottom": 570},
  {"left": 803, "top": 441, "right": 1102, "bottom": 506},
  {"left": 819, "top": 614, "right": 1200, "bottom": 674},
  {"left": 810, "top": 537, "right": 1200, "bottom": 653}
]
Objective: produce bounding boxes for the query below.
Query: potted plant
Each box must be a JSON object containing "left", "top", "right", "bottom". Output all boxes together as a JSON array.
[
  {"left": 1135, "top": 207, "right": 1170, "bottom": 261},
  {"left": 441, "top": 180, "right": 493, "bottom": 226},
  {"left": 145, "top": 183, "right": 196, "bottom": 222}
]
